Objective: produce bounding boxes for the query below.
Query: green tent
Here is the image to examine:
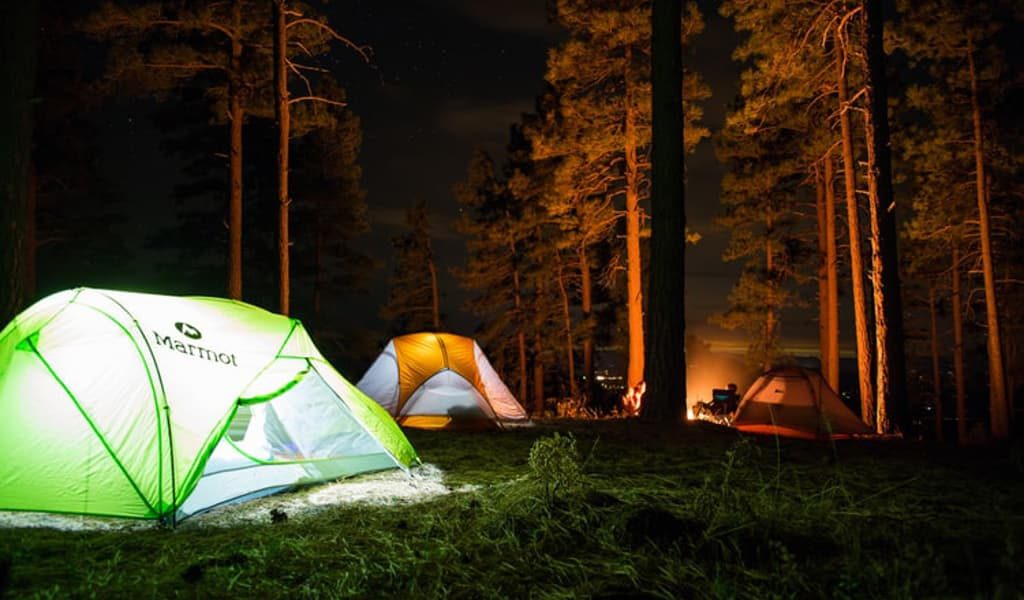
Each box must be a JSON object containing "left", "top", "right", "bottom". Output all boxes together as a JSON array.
[{"left": 0, "top": 288, "right": 418, "bottom": 521}]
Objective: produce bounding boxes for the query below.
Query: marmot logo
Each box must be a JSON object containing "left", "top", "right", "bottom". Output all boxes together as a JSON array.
[{"left": 175, "top": 322, "right": 202, "bottom": 340}]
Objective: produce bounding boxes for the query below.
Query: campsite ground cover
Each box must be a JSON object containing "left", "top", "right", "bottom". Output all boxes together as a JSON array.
[{"left": 1, "top": 420, "right": 1022, "bottom": 599}]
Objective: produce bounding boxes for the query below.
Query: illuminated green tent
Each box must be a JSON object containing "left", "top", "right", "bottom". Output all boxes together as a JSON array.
[{"left": 0, "top": 288, "right": 418, "bottom": 521}]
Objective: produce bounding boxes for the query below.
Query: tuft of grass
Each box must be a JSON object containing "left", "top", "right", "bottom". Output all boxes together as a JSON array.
[{"left": 1, "top": 420, "right": 1022, "bottom": 598}]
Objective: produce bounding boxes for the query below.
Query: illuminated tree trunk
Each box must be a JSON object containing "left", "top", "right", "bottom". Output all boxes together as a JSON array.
[
  {"left": 967, "top": 35, "right": 1008, "bottom": 440},
  {"left": 815, "top": 163, "right": 830, "bottom": 378},
  {"left": 863, "top": 109, "right": 890, "bottom": 434},
  {"left": 0, "top": 1, "right": 36, "bottom": 323},
  {"left": 642, "top": 0, "right": 686, "bottom": 421},
  {"left": 579, "top": 246, "right": 594, "bottom": 403},
  {"left": 532, "top": 334, "right": 545, "bottom": 416},
  {"left": 764, "top": 233, "right": 777, "bottom": 372},
  {"left": 929, "top": 285, "right": 943, "bottom": 442},
  {"left": 556, "top": 260, "right": 578, "bottom": 398},
  {"left": 227, "top": 0, "right": 244, "bottom": 300},
  {"left": 863, "top": 0, "right": 907, "bottom": 434},
  {"left": 824, "top": 152, "right": 840, "bottom": 391},
  {"left": 952, "top": 244, "right": 967, "bottom": 444},
  {"left": 835, "top": 39, "right": 874, "bottom": 427},
  {"left": 624, "top": 44, "right": 645, "bottom": 391},
  {"left": 273, "top": 0, "right": 291, "bottom": 315}
]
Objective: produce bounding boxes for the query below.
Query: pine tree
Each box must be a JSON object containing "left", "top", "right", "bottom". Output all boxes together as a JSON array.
[
  {"left": 545, "top": 0, "right": 709, "bottom": 393},
  {"left": 381, "top": 200, "right": 441, "bottom": 334},
  {"left": 893, "top": 0, "right": 1017, "bottom": 439}
]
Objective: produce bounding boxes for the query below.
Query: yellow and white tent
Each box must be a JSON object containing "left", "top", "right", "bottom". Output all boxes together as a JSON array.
[{"left": 357, "top": 333, "right": 529, "bottom": 430}]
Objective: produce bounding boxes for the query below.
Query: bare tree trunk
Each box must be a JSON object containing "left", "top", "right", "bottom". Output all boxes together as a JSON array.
[
  {"left": 25, "top": 163, "right": 36, "bottom": 301},
  {"left": 642, "top": 0, "right": 686, "bottom": 421},
  {"left": 227, "top": 0, "right": 244, "bottom": 300},
  {"left": 952, "top": 244, "right": 967, "bottom": 444},
  {"left": 0, "top": 1, "right": 36, "bottom": 323},
  {"left": 624, "top": 44, "right": 645, "bottom": 391},
  {"left": 864, "top": 109, "right": 891, "bottom": 434},
  {"left": 764, "top": 233, "right": 777, "bottom": 371},
  {"left": 815, "top": 163, "right": 830, "bottom": 377},
  {"left": 556, "top": 260, "right": 578, "bottom": 398},
  {"left": 929, "top": 285, "right": 943, "bottom": 442},
  {"left": 579, "top": 246, "right": 594, "bottom": 403},
  {"left": 273, "top": 0, "right": 291, "bottom": 316},
  {"left": 824, "top": 152, "right": 840, "bottom": 391},
  {"left": 313, "top": 197, "right": 323, "bottom": 325},
  {"left": 532, "top": 334, "right": 545, "bottom": 416},
  {"left": 835, "top": 39, "right": 874, "bottom": 427},
  {"left": 510, "top": 236, "right": 528, "bottom": 403},
  {"left": 863, "top": 0, "right": 907, "bottom": 434},
  {"left": 967, "top": 35, "right": 1008, "bottom": 440},
  {"left": 428, "top": 250, "right": 440, "bottom": 330}
]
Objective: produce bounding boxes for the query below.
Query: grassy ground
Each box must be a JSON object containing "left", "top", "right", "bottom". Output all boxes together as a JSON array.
[{"left": 1, "top": 420, "right": 1023, "bottom": 599}]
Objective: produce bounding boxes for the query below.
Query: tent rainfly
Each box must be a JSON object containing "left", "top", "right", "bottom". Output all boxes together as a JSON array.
[
  {"left": 357, "top": 333, "right": 529, "bottom": 430},
  {"left": 731, "top": 367, "right": 873, "bottom": 439},
  {"left": 0, "top": 288, "right": 418, "bottom": 521}
]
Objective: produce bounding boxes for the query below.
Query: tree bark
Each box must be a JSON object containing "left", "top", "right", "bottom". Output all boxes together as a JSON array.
[
  {"left": 509, "top": 232, "right": 528, "bottom": 404},
  {"left": 967, "top": 35, "right": 1008, "bottom": 440},
  {"left": 556, "top": 260, "right": 578, "bottom": 398},
  {"left": 863, "top": 0, "right": 907, "bottom": 434},
  {"left": 824, "top": 152, "right": 840, "bottom": 391},
  {"left": 863, "top": 109, "right": 891, "bottom": 434},
  {"left": 579, "top": 246, "right": 594, "bottom": 403},
  {"left": 227, "top": 0, "right": 244, "bottom": 300},
  {"left": 815, "top": 163, "right": 830, "bottom": 378},
  {"left": 273, "top": 0, "right": 291, "bottom": 315},
  {"left": 929, "top": 285, "right": 943, "bottom": 442},
  {"left": 0, "top": 1, "right": 36, "bottom": 323},
  {"left": 952, "top": 244, "right": 967, "bottom": 444},
  {"left": 428, "top": 248, "right": 440, "bottom": 330},
  {"left": 25, "top": 163, "right": 36, "bottom": 302},
  {"left": 623, "top": 43, "right": 645, "bottom": 391},
  {"left": 835, "top": 38, "right": 874, "bottom": 427},
  {"left": 532, "top": 334, "right": 545, "bottom": 416},
  {"left": 640, "top": 0, "right": 685, "bottom": 421}
]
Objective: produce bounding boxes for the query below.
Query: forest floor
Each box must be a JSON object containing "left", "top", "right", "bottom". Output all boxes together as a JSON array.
[{"left": 1, "top": 419, "right": 1023, "bottom": 599}]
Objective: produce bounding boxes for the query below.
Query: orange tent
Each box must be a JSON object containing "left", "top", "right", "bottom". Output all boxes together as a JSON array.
[{"left": 731, "top": 367, "right": 872, "bottom": 439}]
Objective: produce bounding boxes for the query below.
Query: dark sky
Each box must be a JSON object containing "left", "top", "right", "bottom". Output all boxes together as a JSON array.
[{"left": 91, "top": 0, "right": 827, "bottom": 355}]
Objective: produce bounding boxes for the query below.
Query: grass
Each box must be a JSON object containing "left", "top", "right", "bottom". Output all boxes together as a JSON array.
[{"left": 2, "top": 420, "right": 1023, "bottom": 599}]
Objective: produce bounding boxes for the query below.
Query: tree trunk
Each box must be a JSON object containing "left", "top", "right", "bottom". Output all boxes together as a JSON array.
[
  {"left": 579, "top": 246, "right": 594, "bottom": 403},
  {"left": 532, "top": 334, "right": 545, "bottom": 416},
  {"left": 764, "top": 233, "right": 777, "bottom": 371},
  {"left": 952, "top": 244, "right": 967, "bottom": 444},
  {"left": 510, "top": 235, "right": 528, "bottom": 404},
  {"left": 227, "top": 0, "right": 244, "bottom": 300},
  {"left": 824, "top": 152, "right": 840, "bottom": 391},
  {"left": 641, "top": 0, "right": 686, "bottom": 421},
  {"left": 835, "top": 38, "right": 874, "bottom": 427},
  {"left": 273, "top": 0, "right": 291, "bottom": 316},
  {"left": 313, "top": 197, "right": 323, "bottom": 325},
  {"left": 556, "top": 260, "right": 578, "bottom": 398},
  {"left": 967, "top": 35, "right": 1008, "bottom": 440},
  {"left": 428, "top": 249, "right": 440, "bottom": 330},
  {"left": 815, "top": 163, "right": 830, "bottom": 378},
  {"left": 0, "top": 1, "right": 36, "bottom": 323},
  {"left": 864, "top": 0, "right": 907, "bottom": 434},
  {"left": 863, "top": 109, "right": 891, "bottom": 434},
  {"left": 929, "top": 285, "right": 943, "bottom": 442},
  {"left": 623, "top": 44, "right": 645, "bottom": 391},
  {"left": 25, "top": 163, "right": 36, "bottom": 301}
]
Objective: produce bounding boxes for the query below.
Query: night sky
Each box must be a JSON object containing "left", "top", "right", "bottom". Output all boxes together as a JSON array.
[{"left": 88, "top": 0, "right": 831, "bottom": 355}]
